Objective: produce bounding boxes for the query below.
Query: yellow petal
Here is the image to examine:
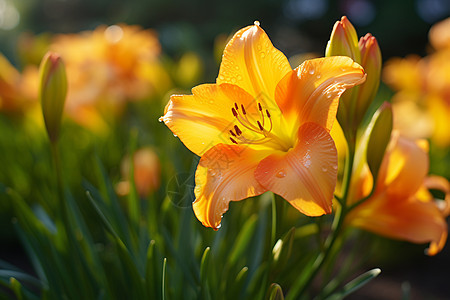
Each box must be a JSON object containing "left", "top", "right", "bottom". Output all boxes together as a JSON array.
[
  {"left": 275, "top": 56, "right": 366, "bottom": 132},
  {"left": 254, "top": 122, "right": 337, "bottom": 216},
  {"left": 161, "top": 83, "right": 260, "bottom": 156},
  {"left": 193, "top": 144, "right": 269, "bottom": 229},
  {"left": 217, "top": 23, "right": 292, "bottom": 103}
]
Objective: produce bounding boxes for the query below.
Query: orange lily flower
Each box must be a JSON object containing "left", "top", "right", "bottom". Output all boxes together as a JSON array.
[
  {"left": 160, "top": 22, "right": 366, "bottom": 229},
  {"left": 347, "top": 132, "right": 450, "bottom": 255}
]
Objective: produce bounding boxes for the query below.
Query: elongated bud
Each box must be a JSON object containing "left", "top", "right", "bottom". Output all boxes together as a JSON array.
[
  {"left": 356, "top": 33, "right": 382, "bottom": 123},
  {"left": 366, "top": 102, "right": 393, "bottom": 184},
  {"left": 326, "top": 16, "right": 361, "bottom": 63},
  {"left": 39, "top": 52, "right": 67, "bottom": 142}
]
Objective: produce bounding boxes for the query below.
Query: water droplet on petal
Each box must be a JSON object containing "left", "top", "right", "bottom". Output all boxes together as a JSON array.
[
  {"left": 231, "top": 77, "right": 237, "bottom": 83},
  {"left": 326, "top": 93, "right": 333, "bottom": 99},
  {"left": 209, "top": 169, "right": 216, "bottom": 177},
  {"left": 237, "top": 75, "right": 242, "bottom": 80},
  {"left": 158, "top": 117, "right": 164, "bottom": 123},
  {"left": 260, "top": 52, "right": 266, "bottom": 59},
  {"left": 309, "top": 68, "right": 315, "bottom": 75},
  {"left": 322, "top": 167, "right": 328, "bottom": 172},
  {"left": 173, "top": 134, "right": 178, "bottom": 137},
  {"left": 332, "top": 165, "right": 338, "bottom": 170},
  {"left": 276, "top": 170, "right": 286, "bottom": 178},
  {"left": 316, "top": 74, "right": 321, "bottom": 79}
]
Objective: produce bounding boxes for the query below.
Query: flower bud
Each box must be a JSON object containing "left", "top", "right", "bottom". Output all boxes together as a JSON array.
[
  {"left": 356, "top": 33, "right": 382, "bottom": 123},
  {"left": 326, "top": 16, "right": 361, "bottom": 63},
  {"left": 39, "top": 52, "right": 67, "bottom": 142},
  {"left": 326, "top": 16, "right": 382, "bottom": 132},
  {"left": 366, "top": 102, "right": 393, "bottom": 184}
]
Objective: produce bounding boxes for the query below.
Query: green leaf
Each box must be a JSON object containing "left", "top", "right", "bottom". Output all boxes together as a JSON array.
[
  {"left": 200, "top": 247, "right": 211, "bottom": 282},
  {"left": 268, "top": 283, "right": 284, "bottom": 300},
  {"left": 228, "top": 214, "right": 258, "bottom": 266},
  {"left": 162, "top": 258, "right": 167, "bottom": 300},
  {"left": 272, "top": 227, "right": 295, "bottom": 271},
  {"left": 325, "top": 268, "right": 381, "bottom": 300}
]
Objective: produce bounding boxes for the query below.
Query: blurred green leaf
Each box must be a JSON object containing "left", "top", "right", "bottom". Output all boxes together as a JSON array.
[
  {"left": 268, "top": 283, "right": 284, "bottom": 300},
  {"left": 228, "top": 214, "right": 258, "bottom": 266},
  {"left": 325, "top": 268, "right": 381, "bottom": 300}
]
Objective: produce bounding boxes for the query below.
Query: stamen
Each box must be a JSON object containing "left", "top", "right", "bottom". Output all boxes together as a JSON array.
[
  {"left": 234, "top": 125, "right": 242, "bottom": 136},
  {"left": 266, "top": 109, "right": 271, "bottom": 118},
  {"left": 240, "top": 104, "right": 246, "bottom": 115},
  {"left": 230, "top": 137, "right": 238, "bottom": 144},
  {"left": 234, "top": 103, "right": 239, "bottom": 110},
  {"left": 230, "top": 130, "right": 236, "bottom": 137},
  {"left": 232, "top": 107, "right": 238, "bottom": 117},
  {"left": 257, "top": 120, "right": 264, "bottom": 131},
  {"left": 258, "top": 103, "right": 262, "bottom": 111}
]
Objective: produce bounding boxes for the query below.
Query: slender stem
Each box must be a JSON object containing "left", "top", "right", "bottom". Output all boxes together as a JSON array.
[
  {"left": 271, "top": 194, "right": 277, "bottom": 248},
  {"left": 50, "top": 141, "right": 65, "bottom": 214}
]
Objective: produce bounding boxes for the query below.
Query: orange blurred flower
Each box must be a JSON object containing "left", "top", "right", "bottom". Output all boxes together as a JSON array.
[
  {"left": 160, "top": 22, "right": 366, "bottom": 229},
  {"left": 347, "top": 131, "right": 450, "bottom": 255},
  {"left": 50, "top": 24, "right": 171, "bottom": 133},
  {"left": 117, "top": 147, "right": 161, "bottom": 198},
  {"left": 0, "top": 53, "right": 39, "bottom": 115},
  {"left": 383, "top": 19, "right": 450, "bottom": 147}
]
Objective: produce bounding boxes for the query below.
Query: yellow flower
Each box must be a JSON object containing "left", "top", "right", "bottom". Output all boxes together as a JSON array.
[
  {"left": 160, "top": 22, "right": 366, "bottom": 229},
  {"left": 347, "top": 132, "right": 450, "bottom": 255}
]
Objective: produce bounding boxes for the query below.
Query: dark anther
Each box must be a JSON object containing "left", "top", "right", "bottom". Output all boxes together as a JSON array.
[{"left": 257, "top": 121, "right": 264, "bottom": 131}]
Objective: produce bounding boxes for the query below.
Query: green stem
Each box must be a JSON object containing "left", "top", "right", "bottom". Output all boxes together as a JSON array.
[
  {"left": 50, "top": 141, "right": 65, "bottom": 214},
  {"left": 271, "top": 194, "right": 277, "bottom": 248}
]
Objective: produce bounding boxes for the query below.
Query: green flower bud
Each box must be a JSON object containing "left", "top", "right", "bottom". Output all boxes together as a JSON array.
[{"left": 39, "top": 52, "right": 67, "bottom": 142}]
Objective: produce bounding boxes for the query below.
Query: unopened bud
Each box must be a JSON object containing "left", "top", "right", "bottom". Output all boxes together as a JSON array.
[
  {"left": 326, "top": 16, "right": 361, "bottom": 62},
  {"left": 356, "top": 33, "right": 382, "bottom": 123},
  {"left": 39, "top": 52, "right": 67, "bottom": 142}
]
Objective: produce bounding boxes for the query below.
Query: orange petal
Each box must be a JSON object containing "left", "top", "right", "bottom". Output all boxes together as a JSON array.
[
  {"left": 161, "top": 83, "right": 260, "bottom": 156},
  {"left": 217, "top": 23, "right": 292, "bottom": 103},
  {"left": 275, "top": 57, "right": 366, "bottom": 132},
  {"left": 193, "top": 144, "right": 270, "bottom": 229},
  {"left": 383, "top": 135, "right": 429, "bottom": 198},
  {"left": 424, "top": 175, "right": 450, "bottom": 216},
  {"left": 348, "top": 191, "right": 448, "bottom": 256},
  {"left": 254, "top": 122, "right": 337, "bottom": 216}
]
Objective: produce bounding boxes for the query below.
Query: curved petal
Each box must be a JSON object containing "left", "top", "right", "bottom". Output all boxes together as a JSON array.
[
  {"left": 275, "top": 56, "right": 366, "bottom": 132},
  {"left": 193, "top": 144, "right": 270, "bottom": 229},
  {"left": 254, "top": 122, "right": 337, "bottom": 216},
  {"left": 348, "top": 191, "right": 448, "bottom": 256},
  {"left": 424, "top": 175, "right": 450, "bottom": 216},
  {"left": 383, "top": 135, "right": 429, "bottom": 198},
  {"left": 217, "top": 23, "right": 292, "bottom": 105},
  {"left": 160, "top": 83, "right": 262, "bottom": 156}
]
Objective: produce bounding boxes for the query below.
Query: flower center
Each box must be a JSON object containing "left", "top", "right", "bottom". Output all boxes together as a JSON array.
[{"left": 229, "top": 102, "right": 291, "bottom": 151}]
